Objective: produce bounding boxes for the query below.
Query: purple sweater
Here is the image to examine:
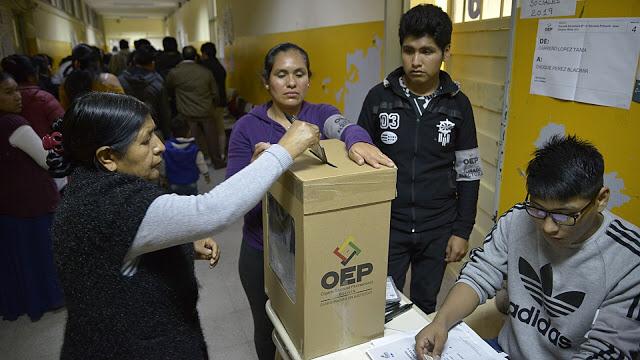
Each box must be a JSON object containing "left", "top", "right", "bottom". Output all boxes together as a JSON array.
[{"left": 226, "top": 101, "right": 373, "bottom": 250}]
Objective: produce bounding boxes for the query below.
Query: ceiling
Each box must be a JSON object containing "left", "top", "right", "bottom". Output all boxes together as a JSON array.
[{"left": 83, "top": 0, "right": 182, "bottom": 19}]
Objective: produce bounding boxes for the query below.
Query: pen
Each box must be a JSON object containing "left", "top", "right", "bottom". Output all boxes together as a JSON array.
[
  {"left": 283, "top": 112, "right": 296, "bottom": 123},
  {"left": 282, "top": 113, "right": 336, "bottom": 167},
  {"left": 384, "top": 303, "right": 413, "bottom": 323}
]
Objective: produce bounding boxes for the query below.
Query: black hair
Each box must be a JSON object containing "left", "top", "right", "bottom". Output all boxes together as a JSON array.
[
  {"left": 41, "top": 54, "right": 53, "bottom": 67},
  {"left": 200, "top": 42, "right": 217, "bottom": 58},
  {"left": 261, "top": 42, "right": 312, "bottom": 82},
  {"left": 31, "top": 54, "right": 51, "bottom": 77},
  {"left": 47, "top": 92, "right": 150, "bottom": 177},
  {"left": 399, "top": 4, "right": 452, "bottom": 51},
  {"left": 33, "top": 53, "right": 53, "bottom": 72},
  {"left": 103, "top": 52, "right": 112, "bottom": 66},
  {"left": 119, "top": 39, "right": 129, "bottom": 50},
  {"left": 133, "top": 45, "right": 155, "bottom": 66},
  {"left": 182, "top": 46, "right": 197, "bottom": 61},
  {"left": 1, "top": 54, "right": 37, "bottom": 84},
  {"left": 90, "top": 46, "right": 104, "bottom": 58},
  {"left": 163, "top": 37, "right": 178, "bottom": 52},
  {"left": 170, "top": 116, "right": 190, "bottom": 138},
  {"left": 526, "top": 135, "right": 604, "bottom": 202},
  {"left": 134, "top": 39, "right": 151, "bottom": 50},
  {"left": 0, "top": 71, "right": 12, "bottom": 83},
  {"left": 64, "top": 43, "right": 102, "bottom": 104}
]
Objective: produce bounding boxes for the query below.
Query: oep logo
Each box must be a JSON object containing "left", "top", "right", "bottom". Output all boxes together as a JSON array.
[{"left": 321, "top": 236, "right": 373, "bottom": 289}]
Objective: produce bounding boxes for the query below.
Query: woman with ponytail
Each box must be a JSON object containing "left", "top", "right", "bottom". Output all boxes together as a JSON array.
[
  {"left": 49, "top": 92, "right": 320, "bottom": 359},
  {"left": 0, "top": 71, "right": 63, "bottom": 321},
  {"left": 58, "top": 43, "right": 124, "bottom": 109}
]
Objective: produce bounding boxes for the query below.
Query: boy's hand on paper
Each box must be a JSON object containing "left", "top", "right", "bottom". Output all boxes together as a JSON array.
[
  {"left": 415, "top": 321, "right": 448, "bottom": 360},
  {"left": 194, "top": 237, "right": 220, "bottom": 268},
  {"left": 445, "top": 235, "right": 468, "bottom": 263},
  {"left": 251, "top": 142, "right": 271, "bottom": 163},
  {"left": 277, "top": 120, "right": 320, "bottom": 159},
  {"left": 348, "top": 142, "right": 395, "bottom": 168}
]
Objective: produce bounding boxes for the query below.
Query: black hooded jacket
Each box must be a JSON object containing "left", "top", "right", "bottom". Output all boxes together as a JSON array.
[
  {"left": 358, "top": 68, "right": 482, "bottom": 239},
  {"left": 119, "top": 67, "right": 171, "bottom": 139}
]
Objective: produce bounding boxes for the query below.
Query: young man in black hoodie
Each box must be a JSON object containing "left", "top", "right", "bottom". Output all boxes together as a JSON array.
[
  {"left": 119, "top": 45, "right": 171, "bottom": 139},
  {"left": 357, "top": 4, "right": 483, "bottom": 314}
]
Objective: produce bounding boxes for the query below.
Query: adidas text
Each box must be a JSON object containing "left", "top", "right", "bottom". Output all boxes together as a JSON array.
[{"left": 509, "top": 302, "right": 572, "bottom": 349}]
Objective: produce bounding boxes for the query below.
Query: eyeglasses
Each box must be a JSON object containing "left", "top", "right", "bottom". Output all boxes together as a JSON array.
[{"left": 523, "top": 194, "right": 595, "bottom": 226}]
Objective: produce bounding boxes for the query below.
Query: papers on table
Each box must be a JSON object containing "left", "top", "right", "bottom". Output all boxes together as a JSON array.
[
  {"left": 386, "top": 276, "right": 401, "bottom": 304},
  {"left": 366, "top": 323, "right": 508, "bottom": 360},
  {"left": 366, "top": 334, "right": 419, "bottom": 360}
]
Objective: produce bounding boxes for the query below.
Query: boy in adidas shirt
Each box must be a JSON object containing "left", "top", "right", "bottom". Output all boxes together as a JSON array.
[{"left": 415, "top": 135, "right": 640, "bottom": 359}]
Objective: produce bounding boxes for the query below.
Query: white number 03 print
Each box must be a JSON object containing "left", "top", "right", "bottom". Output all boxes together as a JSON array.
[{"left": 379, "top": 112, "right": 400, "bottom": 130}]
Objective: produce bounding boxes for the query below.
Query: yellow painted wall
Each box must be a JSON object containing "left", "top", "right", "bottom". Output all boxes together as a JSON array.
[
  {"left": 103, "top": 18, "right": 165, "bottom": 45},
  {"left": 225, "top": 21, "right": 385, "bottom": 114},
  {"left": 25, "top": 1, "right": 105, "bottom": 69},
  {"left": 164, "top": 0, "right": 210, "bottom": 50},
  {"left": 500, "top": 0, "right": 640, "bottom": 224},
  {"left": 104, "top": 18, "right": 164, "bottom": 35},
  {"left": 165, "top": 15, "right": 175, "bottom": 44}
]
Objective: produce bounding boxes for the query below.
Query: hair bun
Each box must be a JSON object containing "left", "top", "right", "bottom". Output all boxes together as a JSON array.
[
  {"left": 52, "top": 117, "right": 63, "bottom": 132},
  {"left": 44, "top": 118, "right": 73, "bottom": 177},
  {"left": 46, "top": 152, "right": 72, "bottom": 178},
  {"left": 42, "top": 132, "right": 64, "bottom": 154}
]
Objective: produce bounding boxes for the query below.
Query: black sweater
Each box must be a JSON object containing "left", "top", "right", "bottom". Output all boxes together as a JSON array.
[{"left": 53, "top": 167, "right": 208, "bottom": 359}]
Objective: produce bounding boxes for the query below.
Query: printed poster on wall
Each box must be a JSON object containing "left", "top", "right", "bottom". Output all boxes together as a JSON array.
[
  {"left": 530, "top": 18, "right": 640, "bottom": 110},
  {"left": 521, "top": 0, "right": 577, "bottom": 19}
]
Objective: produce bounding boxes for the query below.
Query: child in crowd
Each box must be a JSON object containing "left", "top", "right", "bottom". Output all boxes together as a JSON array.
[{"left": 162, "top": 116, "right": 211, "bottom": 195}]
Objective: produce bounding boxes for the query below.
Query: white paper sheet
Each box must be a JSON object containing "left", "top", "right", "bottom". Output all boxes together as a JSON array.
[
  {"left": 386, "top": 276, "right": 401, "bottom": 303},
  {"left": 366, "top": 323, "right": 507, "bottom": 360},
  {"left": 530, "top": 18, "right": 640, "bottom": 109},
  {"left": 521, "top": 0, "right": 576, "bottom": 19}
]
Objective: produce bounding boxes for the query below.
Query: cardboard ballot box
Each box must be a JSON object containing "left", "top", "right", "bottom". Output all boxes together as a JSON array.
[{"left": 263, "top": 139, "right": 397, "bottom": 359}]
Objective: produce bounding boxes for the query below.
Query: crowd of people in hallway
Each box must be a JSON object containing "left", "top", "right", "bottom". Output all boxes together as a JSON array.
[
  {"left": 0, "top": 34, "right": 235, "bottom": 344},
  {"left": 1, "top": 3, "right": 638, "bottom": 360}
]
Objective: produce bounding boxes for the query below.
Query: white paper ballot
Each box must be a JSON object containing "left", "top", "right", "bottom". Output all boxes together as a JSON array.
[
  {"left": 386, "top": 276, "right": 401, "bottom": 303},
  {"left": 366, "top": 323, "right": 507, "bottom": 360},
  {"left": 521, "top": 0, "right": 576, "bottom": 19},
  {"left": 530, "top": 18, "right": 640, "bottom": 109}
]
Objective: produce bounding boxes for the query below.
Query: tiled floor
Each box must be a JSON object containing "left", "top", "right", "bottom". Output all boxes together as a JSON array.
[{"left": 0, "top": 166, "right": 259, "bottom": 360}]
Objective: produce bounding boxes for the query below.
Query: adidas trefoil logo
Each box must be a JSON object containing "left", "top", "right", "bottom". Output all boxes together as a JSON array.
[{"left": 518, "top": 257, "right": 585, "bottom": 318}]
